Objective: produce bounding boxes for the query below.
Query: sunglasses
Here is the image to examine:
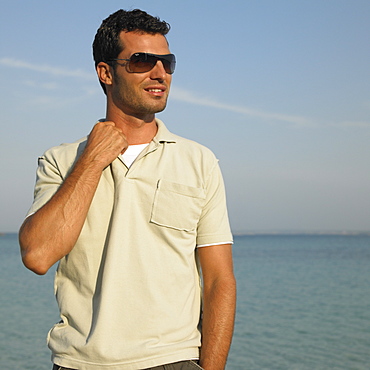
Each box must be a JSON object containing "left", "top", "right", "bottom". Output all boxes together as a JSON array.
[{"left": 109, "top": 53, "right": 176, "bottom": 74}]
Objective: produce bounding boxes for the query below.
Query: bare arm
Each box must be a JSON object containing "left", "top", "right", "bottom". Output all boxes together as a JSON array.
[
  {"left": 197, "top": 244, "right": 236, "bottom": 370},
  {"left": 19, "top": 121, "right": 127, "bottom": 275}
]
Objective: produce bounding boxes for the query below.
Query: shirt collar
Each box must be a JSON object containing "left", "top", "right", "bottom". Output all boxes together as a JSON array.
[
  {"left": 97, "top": 118, "right": 177, "bottom": 144},
  {"left": 153, "top": 118, "right": 178, "bottom": 144}
]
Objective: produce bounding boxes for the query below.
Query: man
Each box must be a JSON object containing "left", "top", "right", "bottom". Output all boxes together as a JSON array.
[{"left": 19, "top": 9, "right": 236, "bottom": 370}]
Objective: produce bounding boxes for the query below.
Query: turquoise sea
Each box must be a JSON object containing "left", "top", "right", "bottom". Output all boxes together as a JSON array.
[{"left": 1, "top": 233, "right": 370, "bottom": 369}]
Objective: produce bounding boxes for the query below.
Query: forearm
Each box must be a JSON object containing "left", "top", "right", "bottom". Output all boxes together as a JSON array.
[
  {"left": 20, "top": 121, "right": 128, "bottom": 275},
  {"left": 199, "top": 275, "right": 236, "bottom": 370},
  {"left": 19, "top": 155, "right": 103, "bottom": 275}
]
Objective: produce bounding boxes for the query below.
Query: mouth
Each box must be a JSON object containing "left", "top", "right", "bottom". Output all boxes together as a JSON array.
[
  {"left": 145, "top": 86, "right": 166, "bottom": 96},
  {"left": 147, "top": 88, "right": 164, "bottom": 93}
]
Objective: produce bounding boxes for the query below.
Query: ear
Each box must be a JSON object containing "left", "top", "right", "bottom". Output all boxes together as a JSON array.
[{"left": 96, "top": 62, "right": 113, "bottom": 87}]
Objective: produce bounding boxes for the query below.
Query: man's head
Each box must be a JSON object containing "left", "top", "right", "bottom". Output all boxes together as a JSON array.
[{"left": 93, "top": 9, "right": 171, "bottom": 94}]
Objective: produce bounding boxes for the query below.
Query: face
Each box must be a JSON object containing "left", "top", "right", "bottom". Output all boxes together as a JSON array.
[{"left": 107, "top": 31, "right": 173, "bottom": 119}]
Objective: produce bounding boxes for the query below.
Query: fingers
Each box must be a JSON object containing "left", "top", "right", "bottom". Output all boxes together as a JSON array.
[
  {"left": 98, "top": 121, "right": 128, "bottom": 155},
  {"left": 83, "top": 121, "right": 128, "bottom": 169},
  {"left": 101, "top": 120, "right": 115, "bottom": 127}
]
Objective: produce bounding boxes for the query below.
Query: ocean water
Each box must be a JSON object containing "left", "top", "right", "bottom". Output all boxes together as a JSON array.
[{"left": 1, "top": 233, "right": 369, "bottom": 369}]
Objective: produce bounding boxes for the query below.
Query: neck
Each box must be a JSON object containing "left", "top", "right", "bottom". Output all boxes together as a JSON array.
[{"left": 106, "top": 108, "right": 157, "bottom": 145}]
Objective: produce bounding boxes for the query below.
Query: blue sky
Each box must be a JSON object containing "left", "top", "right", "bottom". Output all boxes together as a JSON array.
[{"left": 1, "top": 0, "right": 369, "bottom": 233}]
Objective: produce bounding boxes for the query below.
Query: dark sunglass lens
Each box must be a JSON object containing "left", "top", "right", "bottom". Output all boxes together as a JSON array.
[
  {"left": 128, "top": 53, "right": 176, "bottom": 74},
  {"left": 161, "top": 55, "right": 176, "bottom": 74},
  {"left": 161, "top": 59, "right": 171, "bottom": 74},
  {"left": 129, "top": 53, "right": 154, "bottom": 73}
]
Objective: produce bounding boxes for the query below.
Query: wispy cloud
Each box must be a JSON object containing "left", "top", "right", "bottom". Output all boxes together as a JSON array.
[
  {"left": 338, "top": 121, "right": 370, "bottom": 128},
  {"left": 24, "top": 79, "right": 59, "bottom": 90},
  {"left": 5, "top": 57, "right": 365, "bottom": 128},
  {"left": 170, "top": 86, "right": 314, "bottom": 127},
  {"left": 0, "top": 57, "right": 95, "bottom": 80},
  {"left": 2, "top": 57, "right": 313, "bottom": 126}
]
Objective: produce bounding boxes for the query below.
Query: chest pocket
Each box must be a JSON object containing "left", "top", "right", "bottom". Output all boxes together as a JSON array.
[{"left": 150, "top": 179, "right": 206, "bottom": 231}]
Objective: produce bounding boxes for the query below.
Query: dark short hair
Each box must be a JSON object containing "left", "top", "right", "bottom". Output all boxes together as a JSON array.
[{"left": 93, "top": 9, "right": 171, "bottom": 93}]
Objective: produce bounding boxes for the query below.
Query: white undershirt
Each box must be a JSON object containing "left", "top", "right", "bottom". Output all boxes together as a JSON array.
[{"left": 120, "top": 143, "right": 149, "bottom": 167}]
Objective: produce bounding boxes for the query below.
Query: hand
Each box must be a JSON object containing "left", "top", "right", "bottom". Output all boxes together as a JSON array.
[{"left": 81, "top": 121, "right": 128, "bottom": 170}]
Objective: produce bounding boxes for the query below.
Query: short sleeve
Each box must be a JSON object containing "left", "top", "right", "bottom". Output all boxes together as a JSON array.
[
  {"left": 196, "top": 161, "right": 233, "bottom": 246},
  {"left": 26, "top": 153, "right": 64, "bottom": 217}
]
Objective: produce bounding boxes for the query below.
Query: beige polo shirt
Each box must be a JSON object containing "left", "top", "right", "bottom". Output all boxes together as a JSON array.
[{"left": 27, "top": 119, "right": 232, "bottom": 369}]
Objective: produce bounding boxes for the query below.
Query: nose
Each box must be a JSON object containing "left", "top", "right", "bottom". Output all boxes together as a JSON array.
[{"left": 150, "top": 60, "right": 167, "bottom": 81}]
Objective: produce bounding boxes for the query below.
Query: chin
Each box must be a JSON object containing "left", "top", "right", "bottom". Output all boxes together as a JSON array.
[
  {"left": 154, "top": 105, "right": 167, "bottom": 113},
  {"left": 148, "top": 101, "right": 168, "bottom": 114}
]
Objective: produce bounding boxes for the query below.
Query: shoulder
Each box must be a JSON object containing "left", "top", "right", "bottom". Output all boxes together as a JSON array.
[
  {"left": 41, "top": 137, "right": 87, "bottom": 172},
  {"left": 163, "top": 135, "right": 220, "bottom": 183},
  {"left": 44, "top": 136, "right": 87, "bottom": 154},
  {"left": 171, "top": 134, "right": 218, "bottom": 162},
  {"left": 156, "top": 119, "right": 217, "bottom": 162}
]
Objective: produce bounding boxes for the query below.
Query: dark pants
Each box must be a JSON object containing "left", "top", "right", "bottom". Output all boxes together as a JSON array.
[{"left": 53, "top": 360, "right": 203, "bottom": 370}]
